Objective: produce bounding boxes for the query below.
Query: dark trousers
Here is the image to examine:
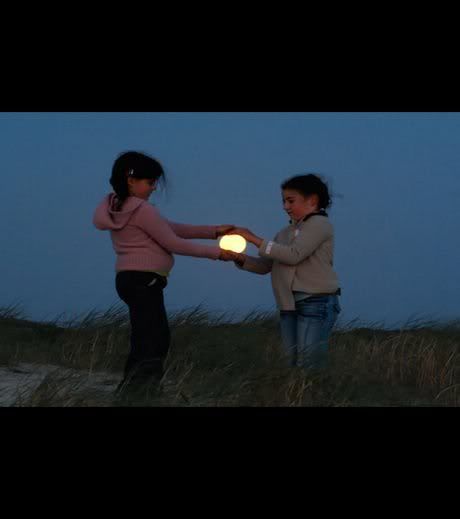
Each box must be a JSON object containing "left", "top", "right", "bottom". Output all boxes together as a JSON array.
[{"left": 115, "top": 271, "right": 170, "bottom": 386}]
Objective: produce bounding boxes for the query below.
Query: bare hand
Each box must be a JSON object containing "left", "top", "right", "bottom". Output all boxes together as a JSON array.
[
  {"left": 219, "top": 249, "right": 240, "bottom": 261},
  {"left": 233, "top": 253, "right": 246, "bottom": 267},
  {"left": 229, "top": 227, "right": 263, "bottom": 248},
  {"left": 216, "top": 225, "right": 236, "bottom": 237},
  {"left": 227, "top": 226, "right": 253, "bottom": 241}
]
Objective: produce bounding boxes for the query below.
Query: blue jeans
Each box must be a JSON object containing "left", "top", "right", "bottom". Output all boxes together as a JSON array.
[{"left": 279, "top": 295, "right": 341, "bottom": 370}]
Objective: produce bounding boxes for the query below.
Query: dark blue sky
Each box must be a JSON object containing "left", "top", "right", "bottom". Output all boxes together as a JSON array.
[{"left": 1, "top": 112, "right": 459, "bottom": 326}]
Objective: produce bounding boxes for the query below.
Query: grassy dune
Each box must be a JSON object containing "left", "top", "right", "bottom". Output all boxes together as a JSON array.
[{"left": 0, "top": 304, "right": 459, "bottom": 407}]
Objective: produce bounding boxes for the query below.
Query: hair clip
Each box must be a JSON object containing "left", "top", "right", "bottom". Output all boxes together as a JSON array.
[{"left": 128, "top": 169, "right": 134, "bottom": 176}]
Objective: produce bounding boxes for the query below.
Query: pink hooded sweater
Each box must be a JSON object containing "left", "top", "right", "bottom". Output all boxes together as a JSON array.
[{"left": 93, "top": 193, "right": 221, "bottom": 274}]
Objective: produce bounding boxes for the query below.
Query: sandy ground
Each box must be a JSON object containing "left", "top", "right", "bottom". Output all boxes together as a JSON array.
[{"left": 0, "top": 363, "right": 120, "bottom": 406}]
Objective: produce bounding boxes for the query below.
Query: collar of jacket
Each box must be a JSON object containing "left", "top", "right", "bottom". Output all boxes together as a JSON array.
[{"left": 289, "top": 209, "right": 328, "bottom": 225}]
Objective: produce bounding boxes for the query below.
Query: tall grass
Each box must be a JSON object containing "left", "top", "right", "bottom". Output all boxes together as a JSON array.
[{"left": 0, "top": 304, "right": 458, "bottom": 407}]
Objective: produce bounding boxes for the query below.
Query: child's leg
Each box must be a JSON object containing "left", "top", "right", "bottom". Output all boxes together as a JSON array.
[
  {"left": 126, "top": 289, "right": 169, "bottom": 383},
  {"left": 319, "top": 296, "right": 341, "bottom": 354},
  {"left": 295, "top": 296, "right": 331, "bottom": 370},
  {"left": 279, "top": 311, "right": 298, "bottom": 367},
  {"left": 116, "top": 272, "right": 170, "bottom": 387}
]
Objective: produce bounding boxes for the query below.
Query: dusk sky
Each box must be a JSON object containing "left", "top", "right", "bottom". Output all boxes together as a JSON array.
[{"left": 1, "top": 112, "right": 459, "bottom": 327}]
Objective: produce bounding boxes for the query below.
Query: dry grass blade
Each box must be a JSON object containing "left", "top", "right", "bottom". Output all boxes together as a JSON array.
[{"left": 0, "top": 304, "right": 459, "bottom": 407}]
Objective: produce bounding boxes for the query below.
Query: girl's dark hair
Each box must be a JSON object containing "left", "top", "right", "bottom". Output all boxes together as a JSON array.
[
  {"left": 110, "top": 151, "right": 166, "bottom": 210},
  {"left": 281, "top": 174, "right": 331, "bottom": 210}
]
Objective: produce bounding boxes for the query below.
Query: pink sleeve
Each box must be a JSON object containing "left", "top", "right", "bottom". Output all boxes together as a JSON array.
[
  {"left": 166, "top": 220, "right": 217, "bottom": 240},
  {"left": 93, "top": 195, "right": 110, "bottom": 229},
  {"left": 136, "top": 205, "right": 221, "bottom": 260}
]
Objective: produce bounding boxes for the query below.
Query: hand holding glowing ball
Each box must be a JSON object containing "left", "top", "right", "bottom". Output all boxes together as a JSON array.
[{"left": 218, "top": 234, "right": 247, "bottom": 253}]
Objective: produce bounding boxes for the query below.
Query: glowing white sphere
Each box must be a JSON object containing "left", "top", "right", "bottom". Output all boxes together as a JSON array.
[{"left": 218, "top": 234, "right": 247, "bottom": 253}]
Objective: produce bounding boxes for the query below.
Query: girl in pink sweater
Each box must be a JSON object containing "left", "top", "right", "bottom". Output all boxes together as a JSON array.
[{"left": 93, "top": 151, "right": 237, "bottom": 398}]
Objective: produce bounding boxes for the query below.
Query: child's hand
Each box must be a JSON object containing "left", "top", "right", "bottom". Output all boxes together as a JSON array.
[
  {"left": 216, "top": 225, "right": 235, "bottom": 237},
  {"left": 227, "top": 227, "right": 262, "bottom": 247},
  {"left": 218, "top": 249, "right": 240, "bottom": 261},
  {"left": 227, "top": 227, "right": 252, "bottom": 240},
  {"left": 233, "top": 253, "right": 246, "bottom": 267}
]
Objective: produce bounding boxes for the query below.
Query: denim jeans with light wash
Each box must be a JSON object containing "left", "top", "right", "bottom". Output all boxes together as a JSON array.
[{"left": 279, "top": 295, "right": 341, "bottom": 370}]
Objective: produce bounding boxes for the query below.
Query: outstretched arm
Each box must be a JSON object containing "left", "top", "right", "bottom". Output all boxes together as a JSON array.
[
  {"left": 139, "top": 206, "right": 221, "bottom": 259},
  {"left": 166, "top": 221, "right": 235, "bottom": 240},
  {"left": 258, "top": 220, "right": 331, "bottom": 265},
  {"left": 229, "top": 222, "right": 331, "bottom": 266}
]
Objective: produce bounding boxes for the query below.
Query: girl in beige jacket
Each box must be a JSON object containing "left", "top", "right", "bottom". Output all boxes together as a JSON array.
[{"left": 230, "top": 174, "right": 341, "bottom": 370}]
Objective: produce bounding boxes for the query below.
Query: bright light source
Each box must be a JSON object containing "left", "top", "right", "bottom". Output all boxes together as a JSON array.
[{"left": 218, "top": 235, "right": 247, "bottom": 253}]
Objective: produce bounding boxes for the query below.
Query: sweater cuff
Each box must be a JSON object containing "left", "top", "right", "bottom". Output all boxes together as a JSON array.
[{"left": 259, "top": 239, "right": 274, "bottom": 258}]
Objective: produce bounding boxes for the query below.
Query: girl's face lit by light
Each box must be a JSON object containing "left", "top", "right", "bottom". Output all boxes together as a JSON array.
[{"left": 282, "top": 189, "right": 319, "bottom": 222}]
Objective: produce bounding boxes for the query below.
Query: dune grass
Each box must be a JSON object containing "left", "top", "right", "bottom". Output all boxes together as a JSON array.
[{"left": 0, "top": 303, "right": 458, "bottom": 407}]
